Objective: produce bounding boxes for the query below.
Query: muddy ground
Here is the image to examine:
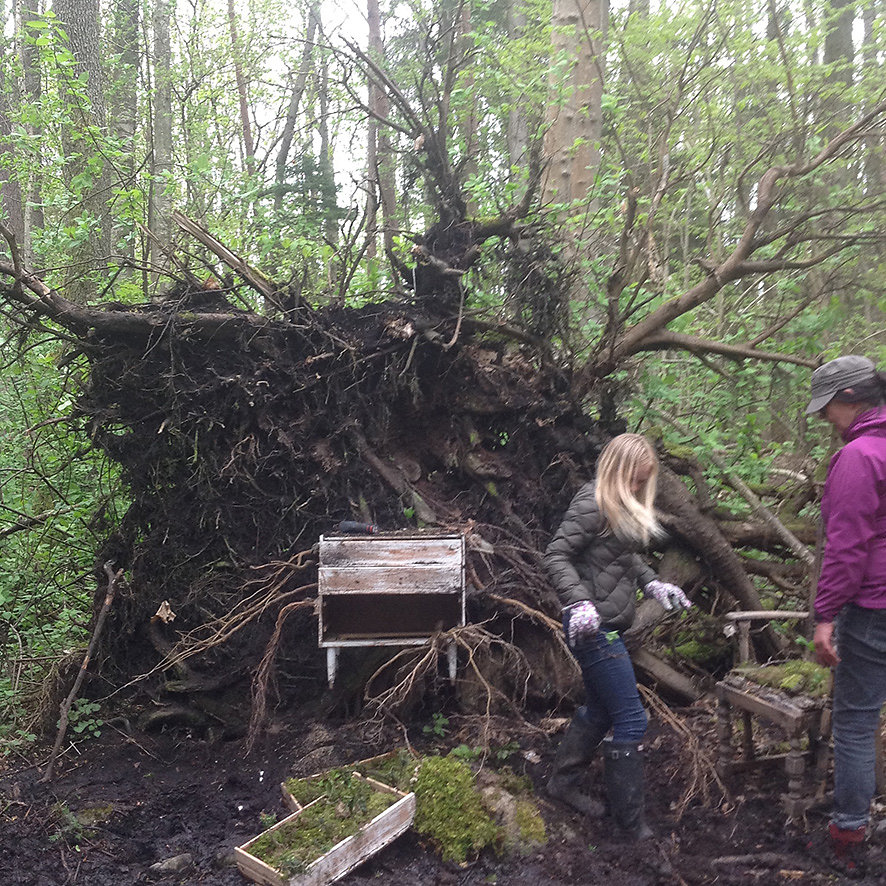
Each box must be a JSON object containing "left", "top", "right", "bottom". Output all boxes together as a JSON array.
[{"left": 1, "top": 706, "right": 882, "bottom": 886}]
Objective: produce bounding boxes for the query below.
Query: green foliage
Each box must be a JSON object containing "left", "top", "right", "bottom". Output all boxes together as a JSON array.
[
  {"left": 413, "top": 755, "right": 500, "bottom": 864},
  {"left": 423, "top": 712, "right": 450, "bottom": 739},
  {"left": 67, "top": 699, "right": 103, "bottom": 739},
  {"left": 0, "top": 347, "right": 123, "bottom": 754}
]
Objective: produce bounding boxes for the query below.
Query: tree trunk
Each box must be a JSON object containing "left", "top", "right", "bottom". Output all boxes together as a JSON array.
[
  {"left": 366, "top": 0, "right": 396, "bottom": 257},
  {"left": 53, "top": 0, "right": 113, "bottom": 302},
  {"left": 274, "top": 5, "right": 319, "bottom": 213},
  {"left": 227, "top": 0, "right": 255, "bottom": 167},
  {"left": 109, "top": 0, "right": 139, "bottom": 263},
  {"left": 543, "top": 0, "right": 607, "bottom": 207},
  {"left": 0, "top": 4, "right": 24, "bottom": 252},
  {"left": 17, "top": 0, "right": 43, "bottom": 265},
  {"left": 506, "top": 0, "right": 529, "bottom": 171},
  {"left": 150, "top": 0, "right": 173, "bottom": 281}
]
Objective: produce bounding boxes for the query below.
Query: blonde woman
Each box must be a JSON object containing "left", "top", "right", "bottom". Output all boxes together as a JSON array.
[{"left": 544, "top": 433, "right": 691, "bottom": 841}]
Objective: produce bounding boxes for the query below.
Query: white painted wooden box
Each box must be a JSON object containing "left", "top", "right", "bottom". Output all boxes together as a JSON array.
[
  {"left": 234, "top": 775, "right": 415, "bottom": 886},
  {"left": 318, "top": 532, "right": 465, "bottom": 685}
]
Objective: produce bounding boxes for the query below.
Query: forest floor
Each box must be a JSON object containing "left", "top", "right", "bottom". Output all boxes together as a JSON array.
[{"left": 0, "top": 706, "right": 882, "bottom": 886}]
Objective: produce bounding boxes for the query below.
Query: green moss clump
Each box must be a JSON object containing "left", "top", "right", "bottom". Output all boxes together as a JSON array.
[
  {"left": 413, "top": 756, "right": 500, "bottom": 864},
  {"left": 674, "top": 640, "right": 716, "bottom": 662},
  {"left": 512, "top": 798, "right": 546, "bottom": 852},
  {"left": 737, "top": 660, "right": 831, "bottom": 697},
  {"left": 252, "top": 774, "right": 397, "bottom": 877}
]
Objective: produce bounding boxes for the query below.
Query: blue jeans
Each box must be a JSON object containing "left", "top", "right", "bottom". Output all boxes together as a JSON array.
[
  {"left": 832, "top": 604, "right": 886, "bottom": 830},
  {"left": 564, "top": 614, "right": 648, "bottom": 743}
]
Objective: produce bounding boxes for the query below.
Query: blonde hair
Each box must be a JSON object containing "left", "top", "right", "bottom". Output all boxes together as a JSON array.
[{"left": 594, "top": 433, "right": 661, "bottom": 545}]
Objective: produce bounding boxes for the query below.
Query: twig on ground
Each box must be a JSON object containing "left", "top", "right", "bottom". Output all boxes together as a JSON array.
[{"left": 41, "top": 562, "right": 122, "bottom": 783}]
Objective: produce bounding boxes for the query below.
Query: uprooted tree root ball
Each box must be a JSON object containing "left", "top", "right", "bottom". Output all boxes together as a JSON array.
[{"left": 71, "top": 294, "right": 611, "bottom": 730}]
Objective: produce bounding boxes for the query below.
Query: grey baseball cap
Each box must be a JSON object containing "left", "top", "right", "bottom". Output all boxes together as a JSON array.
[{"left": 806, "top": 355, "right": 877, "bottom": 414}]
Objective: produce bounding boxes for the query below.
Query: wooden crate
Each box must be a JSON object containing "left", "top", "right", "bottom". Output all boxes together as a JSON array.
[
  {"left": 318, "top": 532, "right": 465, "bottom": 685},
  {"left": 235, "top": 776, "right": 415, "bottom": 886},
  {"left": 281, "top": 753, "right": 420, "bottom": 814}
]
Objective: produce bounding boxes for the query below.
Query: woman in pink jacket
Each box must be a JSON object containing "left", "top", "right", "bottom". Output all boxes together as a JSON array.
[{"left": 806, "top": 355, "right": 886, "bottom": 879}]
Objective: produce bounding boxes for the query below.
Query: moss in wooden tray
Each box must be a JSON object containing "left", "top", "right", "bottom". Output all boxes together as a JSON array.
[
  {"left": 734, "top": 660, "right": 830, "bottom": 697},
  {"left": 257, "top": 772, "right": 398, "bottom": 877},
  {"left": 355, "top": 749, "right": 419, "bottom": 792}
]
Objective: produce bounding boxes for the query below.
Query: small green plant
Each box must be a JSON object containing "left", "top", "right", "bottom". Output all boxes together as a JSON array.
[
  {"left": 259, "top": 811, "right": 277, "bottom": 830},
  {"left": 423, "top": 712, "right": 449, "bottom": 739},
  {"left": 493, "top": 741, "right": 520, "bottom": 764},
  {"left": 67, "top": 699, "right": 103, "bottom": 739},
  {"left": 48, "top": 802, "right": 92, "bottom": 847},
  {"left": 450, "top": 744, "right": 483, "bottom": 762}
]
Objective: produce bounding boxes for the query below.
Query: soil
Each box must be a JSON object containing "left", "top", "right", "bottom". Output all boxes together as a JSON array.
[{"left": 2, "top": 710, "right": 880, "bottom": 886}]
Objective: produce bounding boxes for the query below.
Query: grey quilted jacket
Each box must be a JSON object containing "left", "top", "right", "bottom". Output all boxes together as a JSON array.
[{"left": 544, "top": 482, "right": 656, "bottom": 632}]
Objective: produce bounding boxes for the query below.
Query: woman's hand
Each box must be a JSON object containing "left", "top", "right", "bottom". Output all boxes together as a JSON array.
[
  {"left": 644, "top": 579, "right": 692, "bottom": 611},
  {"left": 813, "top": 621, "right": 840, "bottom": 668},
  {"left": 566, "top": 600, "right": 600, "bottom": 645}
]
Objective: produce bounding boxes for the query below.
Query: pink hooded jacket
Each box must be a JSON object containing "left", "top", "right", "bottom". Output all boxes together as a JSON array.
[{"left": 815, "top": 406, "right": 886, "bottom": 623}]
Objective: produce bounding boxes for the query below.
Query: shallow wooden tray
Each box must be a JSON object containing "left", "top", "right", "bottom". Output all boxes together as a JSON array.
[{"left": 236, "top": 775, "right": 415, "bottom": 886}]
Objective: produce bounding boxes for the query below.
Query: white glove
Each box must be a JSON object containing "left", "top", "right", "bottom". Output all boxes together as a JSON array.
[
  {"left": 645, "top": 579, "right": 692, "bottom": 611},
  {"left": 565, "top": 600, "right": 601, "bottom": 645}
]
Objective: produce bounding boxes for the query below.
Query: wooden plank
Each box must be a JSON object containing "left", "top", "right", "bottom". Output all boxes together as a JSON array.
[
  {"left": 319, "top": 536, "right": 463, "bottom": 568},
  {"left": 319, "top": 566, "right": 462, "bottom": 594}
]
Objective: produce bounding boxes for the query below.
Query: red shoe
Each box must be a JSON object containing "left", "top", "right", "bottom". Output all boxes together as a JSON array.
[{"left": 826, "top": 823, "right": 867, "bottom": 880}]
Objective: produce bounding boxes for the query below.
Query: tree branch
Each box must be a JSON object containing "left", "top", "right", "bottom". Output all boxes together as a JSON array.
[{"left": 625, "top": 329, "right": 817, "bottom": 367}]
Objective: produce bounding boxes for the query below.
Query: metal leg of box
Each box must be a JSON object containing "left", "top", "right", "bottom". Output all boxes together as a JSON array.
[
  {"left": 447, "top": 642, "right": 457, "bottom": 682},
  {"left": 327, "top": 647, "right": 338, "bottom": 688}
]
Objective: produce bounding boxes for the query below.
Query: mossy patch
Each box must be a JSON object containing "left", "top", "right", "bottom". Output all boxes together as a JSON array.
[
  {"left": 413, "top": 755, "right": 500, "bottom": 864},
  {"left": 355, "top": 749, "right": 420, "bottom": 792},
  {"left": 736, "top": 660, "right": 830, "bottom": 697},
  {"left": 251, "top": 772, "right": 397, "bottom": 877}
]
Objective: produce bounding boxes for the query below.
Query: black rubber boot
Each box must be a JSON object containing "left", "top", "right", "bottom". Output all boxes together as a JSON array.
[
  {"left": 602, "top": 739, "right": 654, "bottom": 841},
  {"left": 546, "top": 707, "right": 607, "bottom": 817}
]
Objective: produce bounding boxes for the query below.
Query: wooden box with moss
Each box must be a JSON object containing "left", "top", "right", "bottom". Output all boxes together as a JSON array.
[
  {"left": 235, "top": 770, "right": 415, "bottom": 886},
  {"left": 282, "top": 751, "right": 420, "bottom": 814}
]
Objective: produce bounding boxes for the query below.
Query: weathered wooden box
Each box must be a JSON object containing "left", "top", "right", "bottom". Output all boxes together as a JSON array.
[
  {"left": 318, "top": 532, "right": 465, "bottom": 685},
  {"left": 235, "top": 774, "right": 415, "bottom": 886}
]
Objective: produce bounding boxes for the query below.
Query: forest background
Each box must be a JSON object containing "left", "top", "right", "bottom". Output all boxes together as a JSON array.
[{"left": 0, "top": 0, "right": 883, "bottom": 755}]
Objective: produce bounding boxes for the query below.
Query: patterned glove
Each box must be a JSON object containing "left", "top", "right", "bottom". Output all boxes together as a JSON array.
[
  {"left": 565, "top": 600, "right": 601, "bottom": 646},
  {"left": 645, "top": 579, "right": 692, "bottom": 611}
]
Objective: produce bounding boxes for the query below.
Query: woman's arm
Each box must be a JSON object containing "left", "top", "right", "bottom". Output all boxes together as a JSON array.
[
  {"left": 815, "top": 446, "right": 880, "bottom": 623},
  {"left": 544, "top": 484, "right": 603, "bottom": 610}
]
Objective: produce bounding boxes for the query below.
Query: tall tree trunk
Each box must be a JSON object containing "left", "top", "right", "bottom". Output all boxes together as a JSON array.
[
  {"left": 862, "top": 0, "right": 883, "bottom": 198},
  {"left": 455, "top": 2, "right": 478, "bottom": 215},
  {"left": 274, "top": 5, "right": 319, "bottom": 213},
  {"left": 17, "top": 0, "right": 43, "bottom": 266},
  {"left": 53, "top": 0, "right": 113, "bottom": 302},
  {"left": 0, "top": 2, "right": 24, "bottom": 252},
  {"left": 506, "top": 0, "right": 529, "bottom": 172},
  {"left": 543, "top": 0, "right": 608, "bottom": 208},
  {"left": 227, "top": 0, "right": 255, "bottom": 167},
  {"left": 822, "top": 0, "right": 854, "bottom": 121},
  {"left": 366, "top": 0, "right": 396, "bottom": 257},
  {"left": 317, "top": 50, "right": 337, "bottom": 248},
  {"left": 109, "top": 0, "right": 139, "bottom": 263},
  {"left": 149, "top": 0, "right": 173, "bottom": 281}
]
